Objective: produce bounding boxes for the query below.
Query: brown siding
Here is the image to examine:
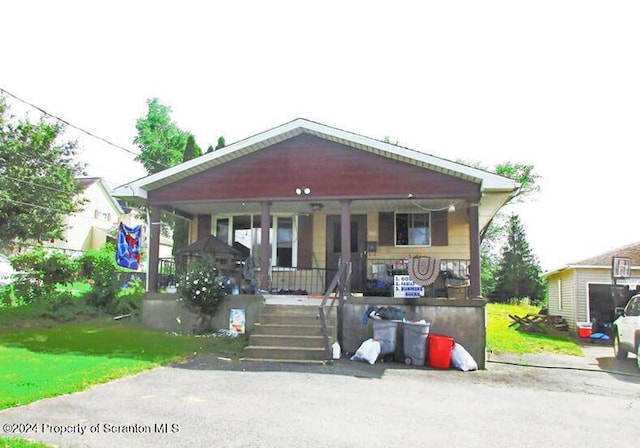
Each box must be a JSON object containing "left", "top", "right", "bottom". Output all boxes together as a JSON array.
[
  {"left": 297, "top": 214, "right": 313, "bottom": 269},
  {"left": 149, "top": 134, "right": 479, "bottom": 204}
]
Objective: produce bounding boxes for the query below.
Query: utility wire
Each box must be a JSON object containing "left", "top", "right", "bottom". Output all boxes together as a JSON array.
[
  {"left": 0, "top": 87, "right": 170, "bottom": 170},
  {"left": 3, "top": 175, "right": 66, "bottom": 193},
  {"left": 0, "top": 197, "right": 63, "bottom": 213}
]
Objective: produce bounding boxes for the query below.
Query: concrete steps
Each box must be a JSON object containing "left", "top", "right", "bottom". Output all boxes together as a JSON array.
[{"left": 242, "top": 304, "right": 338, "bottom": 363}]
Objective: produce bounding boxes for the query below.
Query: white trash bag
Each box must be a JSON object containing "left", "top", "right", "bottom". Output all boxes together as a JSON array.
[
  {"left": 451, "top": 342, "right": 478, "bottom": 371},
  {"left": 350, "top": 338, "right": 381, "bottom": 365},
  {"left": 332, "top": 341, "right": 341, "bottom": 360}
]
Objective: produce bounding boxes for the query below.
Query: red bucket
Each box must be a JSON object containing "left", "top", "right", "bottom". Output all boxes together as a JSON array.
[{"left": 428, "top": 334, "right": 454, "bottom": 369}]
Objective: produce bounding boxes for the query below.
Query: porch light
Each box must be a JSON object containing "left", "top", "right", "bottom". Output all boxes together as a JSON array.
[
  {"left": 448, "top": 203, "right": 456, "bottom": 213},
  {"left": 295, "top": 187, "right": 311, "bottom": 195}
]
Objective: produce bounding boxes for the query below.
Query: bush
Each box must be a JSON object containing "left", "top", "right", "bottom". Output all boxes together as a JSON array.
[
  {"left": 177, "top": 259, "right": 226, "bottom": 319},
  {"left": 9, "top": 247, "right": 77, "bottom": 303},
  {"left": 78, "top": 243, "right": 123, "bottom": 309}
]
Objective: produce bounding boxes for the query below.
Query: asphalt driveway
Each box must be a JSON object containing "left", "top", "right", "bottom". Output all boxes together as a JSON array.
[{"left": 1, "top": 343, "right": 639, "bottom": 448}]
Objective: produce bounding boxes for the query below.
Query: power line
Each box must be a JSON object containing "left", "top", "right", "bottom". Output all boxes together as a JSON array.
[
  {"left": 3, "top": 175, "right": 65, "bottom": 193},
  {"left": 0, "top": 87, "right": 170, "bottom": 170},
  {"left": 0, "top": 197, "right": 61, "bottom": 212}
]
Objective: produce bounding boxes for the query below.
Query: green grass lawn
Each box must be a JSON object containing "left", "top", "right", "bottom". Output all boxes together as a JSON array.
[
  {"left": 486, "top": 303, "right": 582, "bottom": 356},
  {"left": 0, "top": 438, "right": 52, "bottom": 448},
  {"left": 0, "top": 317, "right": 246, "bottom": 411}
]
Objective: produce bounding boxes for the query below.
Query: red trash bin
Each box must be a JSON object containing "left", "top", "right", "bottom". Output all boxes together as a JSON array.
[{"left": 428, "top": 334, "right": 454, "bottom": 369}]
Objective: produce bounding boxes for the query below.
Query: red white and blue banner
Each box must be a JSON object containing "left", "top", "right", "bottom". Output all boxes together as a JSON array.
[{"left": 116, "top": 222, "right": 142, "bottom": 270}]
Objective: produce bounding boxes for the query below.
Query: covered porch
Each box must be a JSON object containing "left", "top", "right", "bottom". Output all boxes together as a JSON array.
[{"left": 145, "top": 197, "right": 482, "bottom": 299}]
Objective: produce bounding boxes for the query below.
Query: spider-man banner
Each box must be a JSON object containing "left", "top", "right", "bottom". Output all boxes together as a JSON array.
[{"left": 116, "top": 222, "right": 142, "bottom": 270}]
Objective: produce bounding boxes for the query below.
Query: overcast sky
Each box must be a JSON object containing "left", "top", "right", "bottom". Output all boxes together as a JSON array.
[{"left": 2, "top": 1, "right": 639, "bottom": 271}]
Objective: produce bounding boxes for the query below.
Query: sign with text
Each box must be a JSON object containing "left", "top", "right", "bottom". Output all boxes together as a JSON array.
[{"left": 394, "top": 275, "right": 424, "bottom": 299}]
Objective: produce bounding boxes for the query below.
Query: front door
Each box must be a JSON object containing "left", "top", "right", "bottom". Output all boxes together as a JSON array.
[{"left": 326, "top": 214, "right": 367, "bottom": 292}]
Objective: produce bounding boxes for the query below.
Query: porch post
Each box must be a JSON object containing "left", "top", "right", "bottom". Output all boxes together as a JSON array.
[
  {"left": 260, "top": 201, "right": 271, "bottom": 291},
  {"left": 340, "top": 200, "right": 351, "bottom": 265},
  {"left": 468, "top": 203, "right": 481, "bottom": 297},
  {"left": 148, "top": 205, "right": 161, "bottom": 293}
]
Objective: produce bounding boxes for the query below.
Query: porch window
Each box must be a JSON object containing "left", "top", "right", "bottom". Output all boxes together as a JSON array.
[
  {"left": 214, "top": 215, "right": 297, "bottom": 268},
  {"left": 276, "top": 217, "right": 293, "bottom": 267},
  {"left": 395, "top": 213, "right": 430, "bottom": 246}
]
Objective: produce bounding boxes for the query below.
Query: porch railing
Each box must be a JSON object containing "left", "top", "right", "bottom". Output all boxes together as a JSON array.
[
  {"left": 270, "top": 266, "right": 337, "bottom": 296},
  {"left": 157, "top": 258, "right": 177, "bottom": 290},
  {"left": 318, "top": 262, "right": 351, "bottom": 360},
  {"left": 365, "top": 258, "right": 470, "bottom": 297}
]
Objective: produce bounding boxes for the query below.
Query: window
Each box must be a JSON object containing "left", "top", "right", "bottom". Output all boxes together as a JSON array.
[
  {"left": 557, "top": 279, "right": 563, "bottom": 310},
  {"left": 214, "top": 215, "right": 297, "bottom": 268},
  {"left": 94, "top": 210, "right": 111, "bottom": 221},
  {"left": 395, "top": 213, "right": 430, "bottom": 246},
  {"left": 276, "top": 217, "right": 293, "bottom": 267}
]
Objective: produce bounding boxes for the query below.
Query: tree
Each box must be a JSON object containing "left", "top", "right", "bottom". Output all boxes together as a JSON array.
[
  {"left": 461, "top": 161, "right": 541, "bottom": 296},
  {"left": 182, "top": 134, "right": 202, "bottom": 161},
  {"left": 490, "top": 214, "right": 545, "bottom": 304},
  {"left": 0, "top": 96, "right": 85, "bottom": 249},
  {"left": 133, "top": 98, "right": 190, "bottom": 174},
  {"left": 215, "top": 136, "right": 226, "bottom": 150}
]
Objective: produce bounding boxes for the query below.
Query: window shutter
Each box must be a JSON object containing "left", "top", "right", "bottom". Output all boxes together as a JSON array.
[
  {"left": 297, "top": 214, "right": 313, "bottom": 269},
  {"left": 431, "top": 210, "right": 448, "bottom": 246},
  {"left": 378, "top": 212, "right": 394, "bottom": 246}
]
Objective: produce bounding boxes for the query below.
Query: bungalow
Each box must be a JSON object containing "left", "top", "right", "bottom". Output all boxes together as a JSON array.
[
  {"left": 542, "top": 242, "right": 640, "bottom": 335},
  {"left": 114, "top": 118, "right": 518, "bottom": 367}
]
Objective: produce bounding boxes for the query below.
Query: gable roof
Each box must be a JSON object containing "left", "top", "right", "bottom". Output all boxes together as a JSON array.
[
  {"left": 542, "top": 241, "right": 640, "bottom": 277},
  {"left": 114, "top": 118, "right": 518, "bottom": 200},
  {"left": 77, "top": 177, "right": 124, "bottom": 215}
]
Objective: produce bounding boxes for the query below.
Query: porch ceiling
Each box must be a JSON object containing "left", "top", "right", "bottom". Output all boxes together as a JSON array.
[{"left": 162, "top": 198, "right": 463, "bottom": 217}]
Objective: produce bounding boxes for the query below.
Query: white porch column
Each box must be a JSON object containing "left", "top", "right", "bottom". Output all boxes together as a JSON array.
[{"left": 468, "top": 203, "right": 481, "bottom": 297}]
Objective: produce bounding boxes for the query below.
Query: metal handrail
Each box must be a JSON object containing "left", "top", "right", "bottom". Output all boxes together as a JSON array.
[{"left": 318, "top": 262, "right": 352, "bottom": 360}]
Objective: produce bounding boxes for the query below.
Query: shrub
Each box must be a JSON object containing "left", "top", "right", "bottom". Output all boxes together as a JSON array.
[
  {"left": 9, "top": 247, "right": 77, "bottom": 303},
  {"left": 78, "top": 243, "right": 123, "bottom": 309},
  {"left": 177, "top": 258, "right": 226, "bottom": 319}
]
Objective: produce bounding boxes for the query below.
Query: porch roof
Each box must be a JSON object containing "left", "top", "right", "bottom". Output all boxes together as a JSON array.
[{"left": 114, "top": 118, "right": 518, "bottom": 201}]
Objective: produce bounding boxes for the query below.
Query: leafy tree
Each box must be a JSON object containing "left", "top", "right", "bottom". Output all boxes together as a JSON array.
[
  {"left": 133, "top": 98, "right": 190, "bottom": 174},
  {"left": 490, "top": 214, "right": 545, "bottom": 304},
  {"left": 0, "top": 97, "right": 86, "bottom": 249},
  {"left": 215, "top": 136, "right": 226, "bottom": 150}
]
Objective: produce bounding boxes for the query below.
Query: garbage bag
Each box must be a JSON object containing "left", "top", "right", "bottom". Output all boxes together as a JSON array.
[
  {"left": 350, "top": 338, "right": 381, "bottom": 364},
  {"left": 332, "top": 341, "right": 341, "bottom": 360},
  {"left": 451, "top": 343, "right": 478, "bottom": 371}
]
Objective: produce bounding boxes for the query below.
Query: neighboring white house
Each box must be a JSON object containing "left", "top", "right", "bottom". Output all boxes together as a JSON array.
[
  {"left": 542, "top": 242, "right": 640, "bottom": 334},
  {"left": 45, "top": 177, "right": 172, "bottom": 261}
]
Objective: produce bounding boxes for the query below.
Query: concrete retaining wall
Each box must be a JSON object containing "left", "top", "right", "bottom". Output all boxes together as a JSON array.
[
  {"left": 342, "top": 297, "right": 487, "bottom": 369},
  {"left": 142, "top": 293, "right": 265, "bottom": 334}
]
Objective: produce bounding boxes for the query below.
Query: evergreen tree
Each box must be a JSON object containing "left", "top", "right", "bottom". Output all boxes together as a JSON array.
[
  {"left": 215, "top": 136, "right": 226, "bottom": 150},
  {"left": 490, "top": 214, "right": 545, "bottom": 304},
  {"left": 182, "top": 134, "right": 202, "bottom": 161}
]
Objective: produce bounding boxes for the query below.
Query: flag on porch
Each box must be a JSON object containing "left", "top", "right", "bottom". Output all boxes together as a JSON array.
[{"left": 116, "top": 222, "right": 142, "bottom": 270}]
